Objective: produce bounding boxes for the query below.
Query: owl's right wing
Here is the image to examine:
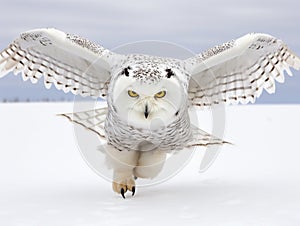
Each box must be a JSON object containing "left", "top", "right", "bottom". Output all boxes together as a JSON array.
[
  {"left": 58, "top": 106, "right": 108, "bottom": 139},
  {"left": 0, "top": 28, "right": 124, "bottom": 98}
]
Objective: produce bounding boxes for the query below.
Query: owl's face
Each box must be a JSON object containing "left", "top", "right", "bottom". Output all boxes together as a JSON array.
[{"left": 111, "top": 64, "right": 186, "bottom": 130}]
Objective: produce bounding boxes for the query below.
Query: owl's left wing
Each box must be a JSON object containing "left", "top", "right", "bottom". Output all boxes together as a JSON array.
[
  {"left": 0, "top": 28, "right": 124, "bottom": 98},
  {"left": 185, "top": 33, "right": 300, "bottom": 107}
]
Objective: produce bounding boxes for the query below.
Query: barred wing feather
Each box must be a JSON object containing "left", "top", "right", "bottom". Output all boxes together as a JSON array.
[
  {"left": 59, "top": 107, "right": 108, "bottom": 139},
  {"left": 186, "top": 33, "right": 300, "bottom": 107},
  {"left": 0, "top": 28, "right": 122, "bottom": 98}
]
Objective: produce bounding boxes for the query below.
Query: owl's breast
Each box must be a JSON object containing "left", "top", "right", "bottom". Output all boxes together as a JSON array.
[{"left": 105, "top": 109, "right": 193, "bottom": 152}]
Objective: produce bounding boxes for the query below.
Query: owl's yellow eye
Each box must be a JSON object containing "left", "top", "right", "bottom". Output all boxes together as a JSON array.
[
  {"left": 128, "top": 90, "right": 139, "bottom": 98},
  {"left": 155, "top": 90, "right": 166, "bottom": 98}
]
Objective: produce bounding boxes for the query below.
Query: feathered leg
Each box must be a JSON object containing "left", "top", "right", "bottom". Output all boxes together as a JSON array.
[
  {"left": 105, "top": 145, "right": 139, "bottom": 198},
  {"left": 134, "top": 150, "right": 167, "bottom": 179}
]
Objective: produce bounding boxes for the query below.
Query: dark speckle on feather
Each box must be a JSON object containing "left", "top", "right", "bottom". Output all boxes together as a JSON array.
[
  {"left": 121, "top": 54, "right": 186, "bottom": 84},
  {"left": 165, "top": 68, "right": 175, "bottom": 78}
]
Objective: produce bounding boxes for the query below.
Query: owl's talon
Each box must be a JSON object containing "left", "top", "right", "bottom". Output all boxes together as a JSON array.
[
  {"left": 121, "top": 188, "right": 126, "bottom": 199},
  {"left": 113, "top": 177, "right": 136, "bottom": 198}
]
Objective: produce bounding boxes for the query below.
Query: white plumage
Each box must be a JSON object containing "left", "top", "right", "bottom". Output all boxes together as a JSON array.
[{"left": 1, "top": 28, "right": 299, "bottom": 198}]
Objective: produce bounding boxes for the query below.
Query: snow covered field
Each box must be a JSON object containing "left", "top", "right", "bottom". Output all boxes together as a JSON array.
[{"left": 0, "top": 103, "right": 300, "bottom": 226}]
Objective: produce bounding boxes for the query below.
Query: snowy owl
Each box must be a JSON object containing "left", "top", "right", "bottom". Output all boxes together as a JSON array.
[{"left": 0, "top": 28, "right": 299, "bottom": 198}]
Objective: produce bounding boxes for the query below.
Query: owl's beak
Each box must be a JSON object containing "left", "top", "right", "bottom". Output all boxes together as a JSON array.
[{"left": 144, "top": 104, "right": 149, "bottom": 119}]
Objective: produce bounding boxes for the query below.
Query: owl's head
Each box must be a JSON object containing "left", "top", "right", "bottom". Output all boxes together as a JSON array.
[{"left": 109, "top": 59, "right": 188, "bottom": 130}]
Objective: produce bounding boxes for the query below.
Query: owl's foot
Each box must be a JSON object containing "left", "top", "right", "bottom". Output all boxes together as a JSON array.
[{"left": 112, "top": 178, "right": 136, "bottom": 199}]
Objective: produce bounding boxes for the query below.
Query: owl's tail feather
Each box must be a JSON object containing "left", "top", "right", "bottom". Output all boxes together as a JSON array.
[
  {"left": 187, "top": 125, "right": 232, "bottom": 147},
  {"left": 58, "top": 107, "right": 108, "bottom": 139}
]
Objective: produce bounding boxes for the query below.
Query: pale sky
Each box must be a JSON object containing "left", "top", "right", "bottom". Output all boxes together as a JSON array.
[{"left": 0, "top": 0, "right": 299, "bottom": 103}]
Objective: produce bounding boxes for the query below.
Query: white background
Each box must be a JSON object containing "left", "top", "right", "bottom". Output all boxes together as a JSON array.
[{"left": 0, "top": 103, "right": 299, "bottom": 225}]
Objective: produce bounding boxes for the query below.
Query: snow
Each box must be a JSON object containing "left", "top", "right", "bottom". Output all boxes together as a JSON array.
[{"left": 0, "top": 103, "right": 300, "bottom": 226}]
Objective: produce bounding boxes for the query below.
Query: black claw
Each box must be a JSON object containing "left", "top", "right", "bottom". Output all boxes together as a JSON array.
[
  {"left": 121, "top": 188, "right": 126, "bottom": 199},
  {"left": 132, "top": 186, "right": 136, "bottom": 196},
  {"left": 134, "top": 176, "right": 138, "bottom": 180}
]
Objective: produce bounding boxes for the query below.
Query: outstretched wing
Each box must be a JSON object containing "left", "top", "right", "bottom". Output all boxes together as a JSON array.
[
  {"left": 58, "top": 106, "right": 108, "bottom": 139},
  {"left": 186, "top": 125, "right": 230, "bottom": 148},
  {"left": 185, "top": 33, "right": 300, "bottom": 107},
  {"left": 0, "top": 28, "right": 123, "bottom": 98}
]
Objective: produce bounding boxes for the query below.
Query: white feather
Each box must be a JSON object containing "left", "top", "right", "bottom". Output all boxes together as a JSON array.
[
  {"left": 0, "top": 28, "right": 123, "bottom": 98},
  {"left": 186, "top": 33, "right": 300, "bottom": 107}
]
